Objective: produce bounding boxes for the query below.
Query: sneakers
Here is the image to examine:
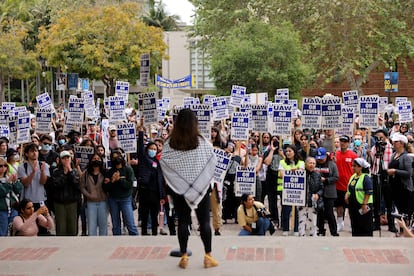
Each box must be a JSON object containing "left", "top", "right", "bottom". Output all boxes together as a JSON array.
[
  {"left": 282, "top": 231, "right": 289, "bottom": 236},
  {"left": 337, "top": 221, "right": 345, "bottom": 232},
  {"left": 159, "top": 228, "right": 168, "bottom": 235},
  {"left": 214, "top": 229, "right": 221, "bottom": 236},
  {"left": 293, "top": 232, "right": 299, "bottom": 237}
]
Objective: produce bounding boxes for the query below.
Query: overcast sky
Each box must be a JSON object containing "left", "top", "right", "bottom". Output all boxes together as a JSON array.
[{"left": 162, "top": 0, "right": 195, "bottom": 25}]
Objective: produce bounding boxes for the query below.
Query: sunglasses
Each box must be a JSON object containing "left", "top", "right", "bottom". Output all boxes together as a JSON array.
[{"left": 0, "top": 164, "right": 7, "bottom": 168}]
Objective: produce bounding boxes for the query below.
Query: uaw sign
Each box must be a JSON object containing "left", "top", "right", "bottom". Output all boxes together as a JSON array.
[
  {"left": 74, "top": 146, "right": 95, "bottom": 171},
  {"left": 36, "top": 108, "right": 53, "bottom": 134},
  {"left": 191, "top": 104, "right": 211, "bottom": 140},
  {"left": 359, "top": 95, "right": 379, "bottom": 129},
  {"left": 138, "top": 92, "right": 157, "bottom": 124},
  {"left": 116, "top": 123, "right": 137, "bottom": 153},
  {"left": 301, "top": 97, "right": 321, "bottom": 129},
  {"left": 282, "top": 170, "right": 306, "bottom": 207},
  {"left": 231, "top": 112, "right": 249, "bottom": 140},
  {"left": 235, "top": 166, "right": 256, "bottom": 197},
  {"left": 321, "top": 97, "right": 342, "bottom": 129},
  {"left": 213, "top": 148, "right": 232, "bottom": 185}
]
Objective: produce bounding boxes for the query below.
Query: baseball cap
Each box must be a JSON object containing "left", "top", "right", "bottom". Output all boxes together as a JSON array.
[
  {"left": 60, "top": 151, "right": 71, "bottom": 158},
  {"left": 339, "top": 135, "right": 350, "bottom": 142},
  {"left": 315, "top": 147, "right": 327, "bottom": 160},
  {"left": 109, "top": 125, "right": 117, "bottom": 131}
]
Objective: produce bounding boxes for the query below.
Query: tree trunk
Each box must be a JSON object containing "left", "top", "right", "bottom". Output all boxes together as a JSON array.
[
  {"left": 0, "top": 74, "right": 4, "bottom": 103},
  {"left": 21, "top": 80, "right": 25, "bottom": 103}
]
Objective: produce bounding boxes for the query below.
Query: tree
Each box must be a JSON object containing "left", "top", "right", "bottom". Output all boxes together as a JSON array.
[
  {"left": 210, "top": 20, "right": 312, "bottom": 98},
  {"left": 37, "top": 2, "right": 167, "bottom": 95},
  {"left": 0, "top": 19, "right": 38, "bottom": 103},
  {"left": 142, "top": 0, "right": 181, "bottom": 30},
  {"left": 190, "top": 0, "right": 414, "bottom": 94}
]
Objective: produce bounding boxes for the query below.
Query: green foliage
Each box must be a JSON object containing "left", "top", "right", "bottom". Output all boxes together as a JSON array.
[
  {"left": 190, "top": 0, "right": 414, "bottom": 94},
  {"left": 37, "top": 2, "right": 167, "bottom": 95},
  {"left": 142, "top": 0, "right": 181, "bottom": 30},
  {"left": 210, "top": 20, "right": 312, "bottom": 98}
]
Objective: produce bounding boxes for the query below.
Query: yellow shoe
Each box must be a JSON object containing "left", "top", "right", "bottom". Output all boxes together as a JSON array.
[
  {"left": 204, "top": 254, "right": 218, "bottom": 268},
  {"left": 178, "top": 254, "right": 189, "bottom": 269}
]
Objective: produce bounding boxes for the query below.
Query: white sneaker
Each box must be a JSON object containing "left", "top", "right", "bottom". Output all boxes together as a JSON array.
[
  {"left": 337, "top": 221, "right": 345, "bottom": 232},
  {"left": 293, "top": 232, "right": 299, "bottom": 236},
  {"left": 282, "top": 231, "right": 289, "bottom": 236}
]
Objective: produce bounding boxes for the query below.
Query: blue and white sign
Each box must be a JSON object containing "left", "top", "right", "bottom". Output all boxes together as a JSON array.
[
  {"left": 203, "top": 95, "right": 216, "bottom": 105},
  {"left": 231, "top": 112, "right": 249, "bottom": 140},
  {"left": 230, "top": 85, "right": 247, "bottom": 108},
  {"left": 336, "top": 106, "right": 354, "bottom": 137},
  {"left": 342, "top": 90, "right": 359, "bottom": 114},
  {"left": 117, "top": 123, "right": 137, "bottom": 153},
  {"left": 36, "top": 92, "right": 53, "bottom": 109},
  {"left": 138, "top": 92, "right": 157, "bottom": 124},
  {"left": 271, "top": 103, "right": 292, "bottom": 136},
  {"left": 115, "top": 81, "right": 129, "bottom": 101},
  {"left": 74, "top": 146, "right": 95, "bottom": 171},
  {"left": 397, "top": 101, "right": 413, "bottom": 123},
  {"left": 36, "top": 108, "right": 53, "bottom": 133},
  {"left": 282, "top": 170, "right": 306, "bottom": 207},
  {"left": 109, "top": 96, "right": 126, "bottom": 122},
  {"left": 1, "top": 102, "right": 15, "bottom": 111},
  {"left": 17, "top": 111, "right": 31, "bottom": 144},
  {"left": 250, "top": 104, "right": 268, "bottom": 132},
  {"left": 191, "top": 104, "right": 211, "bottom": 140},
  {"left": 321, "top": 97, "right": 342, "bottom": 129},
  {"left": 0, "top": 125, "right": 9, "bottom": 140},
  {"left": 301, "top": 97, "right": 321, "bottom": 129},
  {"left": 235, "top": 166, "right": 256, "bottom": 197},
  {"left": 359, "top": 95, "right": 379, "bottom": 129},
  {"left": 79, "top": 78, "right": 89, "bottom": 91},
  {"left": 7, "top": 116, "right": 17, "bottom": 145},
  {"left": 276, "top": 88, "right": 289, "bottom": 101},
  {"left": 0, "top": 110, "right": 9, "bottom": 125},
  {"left": 213, "top": 148, "right": 232, "bottom": 185},
  {"left": 212, "top": 97, "right": 229, "bottom": 121}
]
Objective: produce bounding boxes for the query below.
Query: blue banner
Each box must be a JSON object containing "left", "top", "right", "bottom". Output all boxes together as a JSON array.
[
  {"left": 384, "top": 72, "right": 398, "bottom": 92},
  {"left": 156, "top": 74, "right": 194, "bottom": 88}
]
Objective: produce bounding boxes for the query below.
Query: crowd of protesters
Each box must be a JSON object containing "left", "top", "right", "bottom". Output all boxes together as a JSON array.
[{"left": 1, "top": 100, "right": 414, "bottom": 241}]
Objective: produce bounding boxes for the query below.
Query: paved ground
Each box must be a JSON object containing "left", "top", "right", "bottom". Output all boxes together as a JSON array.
[{"left": 0, "top": 212, "right": 412, "bottom": 276}]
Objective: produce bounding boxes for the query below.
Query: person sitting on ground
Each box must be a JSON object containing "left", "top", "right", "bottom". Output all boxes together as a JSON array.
[
  {"left": 237, "top": 193, "right": 275, "bottom": 236},
  {"left": 11, "top": 198, "right": 54, "bottom": 236}
]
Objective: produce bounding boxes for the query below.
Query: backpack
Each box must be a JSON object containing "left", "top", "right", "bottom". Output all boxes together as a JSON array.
[{"left": 8, "top": 215, "right": 24, "bottom": 236}]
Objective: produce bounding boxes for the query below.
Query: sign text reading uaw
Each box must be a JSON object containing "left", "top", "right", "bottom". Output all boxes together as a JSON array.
[{"left": 282, "top": 170, "right": 306, "bottom": 207}]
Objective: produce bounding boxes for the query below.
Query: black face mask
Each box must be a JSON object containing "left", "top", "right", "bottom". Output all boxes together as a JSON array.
[
  {"left": 91, "top": 160, "right": 102, "bottom": 167},
  {"left": 111, "top": 157, "right": 123, "bottom": 166}
]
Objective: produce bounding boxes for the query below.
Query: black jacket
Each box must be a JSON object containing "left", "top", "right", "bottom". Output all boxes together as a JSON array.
[
  {"left": 305, "top": 170, "right": 324, "bottom": 207},
  {"left": 137, "top": 131, "right": 165, "bottom": 199},
  {"left": 51, "top": 168, "right": 80, "bottom": 204}
]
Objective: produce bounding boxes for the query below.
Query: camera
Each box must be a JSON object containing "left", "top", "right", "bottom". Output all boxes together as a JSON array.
[
  {"left": 256, "top": 208, "right": 271, "bottom": 218},
  {"left": 375, "top": 138, "right": 387, "bottom": 157},
  {"left": 391, "top": 212, "right": 408, "bottom": 220}
]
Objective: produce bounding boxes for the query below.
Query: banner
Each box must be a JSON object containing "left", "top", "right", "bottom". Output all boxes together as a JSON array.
[{"left": 156, "top": 74, "right": 194, "bottom": 89}]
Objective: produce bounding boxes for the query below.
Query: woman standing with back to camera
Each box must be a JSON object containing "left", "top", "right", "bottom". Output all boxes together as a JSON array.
[{"left": 160, "top": 109, "right": 218, "bottom": 269}]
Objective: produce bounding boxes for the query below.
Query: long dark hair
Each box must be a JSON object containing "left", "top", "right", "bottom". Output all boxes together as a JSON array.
[
  {"left": 15, "top": 198, "right": 31, "bottom": 215},
  {"left": 284, "top": 144, "right": 301, "bottom": 165},
  {"left": 86, "top": 153, "right": 105, "bottom": 174},
  {"left": 169, "top": 108, "right": 201, "bottom": 151}
]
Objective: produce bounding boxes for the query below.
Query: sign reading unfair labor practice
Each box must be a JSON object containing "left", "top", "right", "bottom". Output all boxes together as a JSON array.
[
  {"left": 250, "top": 104, "right": 268, "bottom": 133},
  {"left": 116, "top": 123, "right": 137, "bottom": 153},
  {"left": 138, "top": 92, "right": 157, "bottom": 125},
  {"left": 231, "top": 112, "right": 249, "bottom": 140},
  {"left": 301, "top": 97, "right": 322, "bottom": 130},
  {"left": 335, "top": 106, "right": 354, "bottom": 137},
  {"left": 282, "top": 170, "right": 306, "bottom": 207},
  {"left": 235, "top": 166, "right": 256, "bottom": 197},
  {"left": 271, "top": 103, "right": 292, "bottom": 136},
  {"left": 212, "top": 148, "right": 232, "bottom": 185},
  {"left": 359, "top": 95, "right": 379, "bottom": 129},
  {"left": 230, "top": 85, "right": 246, "bottom": 108},
  {"left": 321, "top": 97, "right": 342, "bottom": 129},
  {"left": 191, "top": 104, "right": 211, "bottom": 140},
  {"left": 212, "top": 97, "right": 229, "bottom": 121},
  {"left": 342, "top": 90, "right": 359, "bottom": 114},
  {"left": 36, "top": 108, "right": 53, "bottom": 133}
]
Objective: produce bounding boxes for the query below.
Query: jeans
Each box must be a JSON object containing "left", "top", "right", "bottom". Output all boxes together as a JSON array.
[
  {"left": 0, "top": 209, "right": 17, "bottom": 236},
  {"left": 108, "top": 196, "right": 138, "bottom": 235},
  {"left": 87, "top": 201, "right": 109, "bottom": 236},
  {"left": 281, "top": 205, "right": 299, "bottom": 232},
  {"left": 239, "top": 217, "right": 270, "bottom": 236}
]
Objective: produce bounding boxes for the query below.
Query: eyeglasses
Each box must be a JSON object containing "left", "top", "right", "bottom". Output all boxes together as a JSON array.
[{"left": 253, "top": 135, "right": 259, "bottom": 138}]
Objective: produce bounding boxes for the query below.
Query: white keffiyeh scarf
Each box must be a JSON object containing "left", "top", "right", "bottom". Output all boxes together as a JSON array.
[{"left": 160, "top": 137, "right": 217, "bottom": 209}]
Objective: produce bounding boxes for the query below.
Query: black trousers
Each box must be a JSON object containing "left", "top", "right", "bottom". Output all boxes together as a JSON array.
[
  {"left": 171, "top": 191, "right": 212, "bottom": 254},
  {"left": 317, "top": 197, "right": 337, "bottom": 235}
]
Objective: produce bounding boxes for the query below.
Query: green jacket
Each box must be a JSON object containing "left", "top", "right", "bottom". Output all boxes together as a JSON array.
[{"left": 0, "top": 179, "right": 23, "bottom": 212}]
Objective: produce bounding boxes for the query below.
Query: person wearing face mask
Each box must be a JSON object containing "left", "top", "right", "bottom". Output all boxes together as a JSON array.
[
  {"left": 137, "top": 123, "right": 166, "bottom": 236},
  {"left": 103, "top": 149, "right": 138, "bottom": 235},
  {"left": 38, "top": 134, "right": 60, "bottom": 214},
  {"left": 80, "top": 153, "right": 108, "bottom": 236}
]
